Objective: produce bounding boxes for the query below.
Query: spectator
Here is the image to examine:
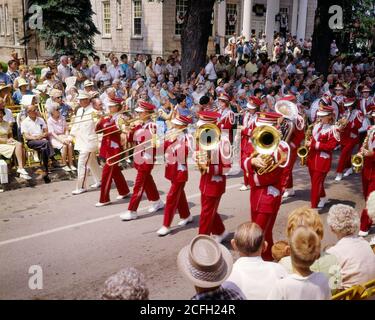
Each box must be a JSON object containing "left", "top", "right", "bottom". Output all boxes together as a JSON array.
[
  {"left": 6, "top": 60, "right": 19, "bottom": 84},
  {"left": 134, "top": 54, "right": 146, "bottom": 78},
  {"left": 326, "top": 204, "right": 375, "bottom": 289},
  {"left": 0, "top": 64, "right": 11, "bottom": 85},
  {"left": 268, "top": 226, "right": 331, "bottom": 300},
  {"left": 95, "top": 64, "right": 112, "bottom": 88},
  {"left": 81, "top": 56, "right": 92, "bottom": 81},
  {"left": 101, "top": 267, "right": 149, "bottom": 300},
  {"left": 224, "top": 222, "right": 288, "bottom": 300},
  {"left": 57, "top": 55, "right": 72, "bottom": 82},
  {"left": 108, "top": 57, "right": 124, "bottom": 81},
  {"left": 90, "top": 56, "right": 101, "bottom": 79},
  {"left": 126, "top": 61, "right": 137, "bottom": 82},
  {"left": 12, "top": 79, "right": 32, "bottom": 105},
  {"left": 47, "top": 103, "right": 75, "bottom": 172},
  {"left": 177, "top": 235, "right": 244, "bottom": 300},
  {"left": 205, "top": 55, "right": 218, "bottom": 83}
]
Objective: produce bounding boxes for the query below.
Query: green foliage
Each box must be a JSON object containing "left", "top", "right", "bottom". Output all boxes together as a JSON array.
[
  {"left": 0, "top": 62, "right": 7, "bottom": 72},
  {"left": 24, "top": 0, "right": 100, "bottom": 57}
]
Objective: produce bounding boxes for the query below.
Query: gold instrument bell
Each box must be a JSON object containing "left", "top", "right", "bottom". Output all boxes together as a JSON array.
[
  {"left": 297, "top": 123, "right": 314, "bottom": 166},
  {"left": 251, "top": 125, "right": 281, "bottom": 175},
  {"left": 351, "top": 154, "right": 364, "bottom": 173}
]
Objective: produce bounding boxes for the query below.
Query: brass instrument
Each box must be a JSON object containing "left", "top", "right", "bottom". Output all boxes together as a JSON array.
[
  {"left": 351, "top": 131, "right": 372, "bottom": 173},
  {"left": 194, "top": 123, "right": 221, "bottom": 174},
  {"left": 250, "top": 125, "right": 282, "bottom": 175},
  {"left": 68, "top": 111, "right": 101, "bottom": 126},
  {"left": 297, "top": 123, "right": 314, "bottom": 166},
  {"left": 97, "top": 115, "right": 142, "bottom": 136}
]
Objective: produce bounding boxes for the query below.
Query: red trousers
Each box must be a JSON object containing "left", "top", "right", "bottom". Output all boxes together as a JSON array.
[
  {"left": 336, "top": 142, "right": 356, "bottom": 173},
  {"left": 99, "top": 164, "right": 130, "bottom": 203},
  {"left": 251, "top": 210, "right": 278, "bottom": 261},
  {"left": 281, "top": 148, "right": 298, "bottom": 192},
  {"left": 163, "top": 181, "right": 190, "bottom": 227},
  {"left": 243, "top": 172, "right": 250, "bottom": 186},
  {"left": 360, "top": 175, "right": 375, "bottom": 232},
  {"left": 199, "top": 194, "right": 225, "bottom": 236},
  {"left": 128, "top": 170, "right": 160, "bottom": 211},
  {"left": 309, "top": 168, "right": 327, "bottom": 208}
]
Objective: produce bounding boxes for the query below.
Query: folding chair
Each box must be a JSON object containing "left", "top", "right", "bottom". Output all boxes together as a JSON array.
[
  {"left": 360, "top": 279, "right": 375, "bottom": 300},
  {"left": 23, "top": 135, "right": 41, "bottom": 167},
  {"left": 331, "top": 285, "right": 365, "bottom": 300}
]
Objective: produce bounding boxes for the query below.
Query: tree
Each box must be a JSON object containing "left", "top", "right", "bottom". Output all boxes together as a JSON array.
[
  {"left": 180, "top": 0, "right": 216, "bottom": 82},
  {"left": 24, "top": 0, "right": 100, "bottom": 57}
]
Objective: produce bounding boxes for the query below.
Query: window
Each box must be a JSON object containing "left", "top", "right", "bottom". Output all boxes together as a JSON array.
[
  {"left": 225, "top": 4, "right": 237, "bottom": 36},
  {"left": 280, "top": 7, "right": 289, "bottom": 14},
  {"left": 132, "top": 0, "right": 142, "bottom": 36},
  {"left": 0, "top": 5, "right": 3, "bottom": 36},
  {"left": 175, "top": 0, "right": 188, "bottom": 35},
  {"left": 4, "top": 4, "right": 9, "bottom": 36},
  {"left": 102, "top": 1, "right": 111, "bottom": 36},
  {"left": 13, "top": 19, "right": 19, "bottom": 45},
  {"left": 116, "top": 0, "right": 122, "bottom": 29}
]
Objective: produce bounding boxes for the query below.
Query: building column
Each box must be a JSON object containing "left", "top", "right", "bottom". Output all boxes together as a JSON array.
[
  {"left": 265, "top": 0, "right": 279, "bottom": 56},
  {"left": 217, "top": 0, "right": 227, "bottom": 54},
  {"left": 297, "top": 0, "right": 308, "bottom": 41},
  {"left": 242, "top": 0, "right": 252, "bottom": 41},
  {"left": 291, "top": 0, "right": 298, "bottom": 36}
]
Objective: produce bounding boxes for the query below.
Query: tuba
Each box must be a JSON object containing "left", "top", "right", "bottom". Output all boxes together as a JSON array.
[
  {"left": 275, "top": 100, "right": 299, "bottom": 142},
  {"left": 195, "top": 123, "right": 221, "bottom": 174},
  {"left": 250, "top": 125, "right": 282, "bottom": 175}
]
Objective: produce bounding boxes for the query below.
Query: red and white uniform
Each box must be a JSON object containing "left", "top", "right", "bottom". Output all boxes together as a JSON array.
[
  {"left": 196, "top": 113, "right": 232, "bottom": 236},
  {"left": 307, "top": 122, "right": 340, "bottom": 208},
  {"left": 241, "top": 113, "right": 257, "bottom": 187},
  {"left": 360, "top": 127, "right": 375, "bottom": 232},
  {"left": 359, "top": 96, "right": 374, "bottom": 134},
  {"left": 127, "top": 120, "right": 160, "bottom": 211},
  {"left": 96, "top": 115, "right": 130, "bottom": 203},
  {"left": 162, "top": 131, "right": 192, "bottom": 227},
  {"left": 243, "top": 138, "right": 290, "bottom": 261},
  {"left": 336, "top": 108, "right": 363, "bottom": 173},
  {"left": 217, "top": 107, "right": 235, "bottom": 142}
]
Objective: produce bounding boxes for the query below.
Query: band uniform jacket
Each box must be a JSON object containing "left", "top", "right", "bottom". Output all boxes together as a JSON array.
[
  {"left": 70, "top": 104, "right": 98, "bottom": 153},
  {"left": 307, "top": 123, "right": 340, "bottom": 173},
  {"left": 340, "top": 109, "right": 364, "bottom": 145},
  {"left": 363, "top": 127, "right": 375, "bottom": 180},
  {"left": 95, "top": 115, "right": 122, "bottom": 160},
  {"left": 218, "top": 107, "right": 235, "bottom": 141}
]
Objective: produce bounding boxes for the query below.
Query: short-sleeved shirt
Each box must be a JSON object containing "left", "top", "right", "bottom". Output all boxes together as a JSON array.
[{"left": 21, "top": 116, "right": 46, "bottom": 137}]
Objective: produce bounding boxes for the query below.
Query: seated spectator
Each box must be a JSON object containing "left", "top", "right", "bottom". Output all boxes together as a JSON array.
[
  {"left": 267, "top": 226, "right": 331, "bottom": 300},
  {"left": 0, "top": 109, "right": 31, "bottom": 180},
  {"left": 272, "top": 240, "right": 289, "bottom": 262},
  {"left": 12, "top": 79, "right": 32, "bottom": 105},
  {"left": 224, "top": 222, "right": 288, "bottom": 300},
  {"left": 47, "top": 103, "right": 75, "bottom": 172},
  {"left": 21, "top": 105, "right": 56, "bottom": 183},
  {"left": 279, "top": 206, "right": 338, "bottom": 280},
  {"left": 326, "top": 204, "right": 375, "bottom": 289},
  {"left": 47, "top": 89, "right": 72, "bottom": 120},
  {"left": 101, "top": 267, "right": 149, "bottom": 300},
  {"left": 95, "top": 64, "right": 112, "bottom": 88},
  {"left": 177, "top": 235, "right": 244, "bottom": 300},
  {"left": 0, "top": 97, "right": 15, "bottom": 124}
]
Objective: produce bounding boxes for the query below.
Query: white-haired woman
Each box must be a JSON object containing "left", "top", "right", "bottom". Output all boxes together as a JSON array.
[{"left": 326, "top": 204, "right": 375, "bottom": 289}]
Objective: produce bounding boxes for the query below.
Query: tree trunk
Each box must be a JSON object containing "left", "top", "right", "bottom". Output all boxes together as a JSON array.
[
  {"left": 181, "top": 0, "right": 216, "bottom": 82},
  {"left": 311, "top": 0, "right": 338, "bottom": 76}
]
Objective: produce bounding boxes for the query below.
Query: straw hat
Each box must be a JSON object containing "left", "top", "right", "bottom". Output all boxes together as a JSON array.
[
  {"left": 177, "top": 235, "right": 233, "bottom": 289},
  {"left": 18, "top": 78, "right": 29, "bottom": 87},
  {"left": 76, "top": 91, "right": 91, "bottom": 100}
]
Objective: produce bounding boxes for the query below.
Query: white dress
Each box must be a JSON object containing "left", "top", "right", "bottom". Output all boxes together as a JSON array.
[{"left": 0, "top": 121, "right": 16, "bottom": 159}]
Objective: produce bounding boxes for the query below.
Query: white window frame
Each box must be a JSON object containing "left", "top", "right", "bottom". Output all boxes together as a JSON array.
[
  {"left": 4, "top": 4, "right": 9, "bottom": 36},
  {"left": 0, "top": 5, "right": 3, "bottom": 36},
  {"left": 13, "top": 18, "right": 19, "bottom": 46},
  {"left": 175, "top": 0, "right": 188, "bottom": 36},
  {"left": 102, "top": 1, "right": 111, "bottom": 38},
  {"left": 225, "top": 3, "right": 237, "bottom": 37},
  {"left": 116, "top": 0, "right": 123, "bottom": 29},
  {"left": 132, "top": 0, "right": 142, "bottom": 37}
]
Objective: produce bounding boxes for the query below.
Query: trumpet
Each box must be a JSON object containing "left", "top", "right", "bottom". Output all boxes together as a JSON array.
[
  {"left": 195, "top": 123, "right": 221, "bottom": 174},
  {"left": 351, "top": 132, "right": 371, "bottom": 173},
  {"left": 250, "top": 125, "right": 282, "bottom": 175},
  {"left": 297, "top": 123, "right": 314, "bottom": 166}
]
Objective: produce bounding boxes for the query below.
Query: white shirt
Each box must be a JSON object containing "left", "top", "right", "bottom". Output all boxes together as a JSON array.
[
  {"left": 267, "top": 272, "right": 331, "bottom": 300},
  {"left": 225, "top": 256, "right": 288, "bottom": 300},
  {"left": 57, "top": 64, "right": 72, "bottom": 82},
  {"left": 21, "top": 116, "right": 46, "bottom": 137},
  {"left": 3, "top": 108, "right": 15, "bottom": 123},
  {"left": 134, "top": 61, "right": 146, "bottom": 77},
  {"left": 205, "top": 61, "right": 217, "bottom": 81},
  {"left": 154, "top": 63, "right": 162, "bottom": 76},
  {"left": 108, "top": 65, "right": 123, "bottom": 80}
]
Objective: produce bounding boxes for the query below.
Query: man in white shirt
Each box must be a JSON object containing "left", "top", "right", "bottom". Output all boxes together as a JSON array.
[
  {"left": 224, "top": 222, "right": 288, "bottom": 300},
  {"left": 57, "top": 55, "right": 73, "bottom": 82},
  {"left": 108, "top": 57, "right": 124, "bottom": 81},
  {"left": 70, "top": 91, "right": 101, "bottom": 194},
  {"left": 153, "top": 57, "right": 163, "bottom": 78},
  {"left": 205, "top": 55, "right": 218, "bottom": 83},
  {"left": 21, "top": 104, "right": 55, "bottom": 182},
  {"left": 134, "top": 54, "right": 146, "bottom": 78}
]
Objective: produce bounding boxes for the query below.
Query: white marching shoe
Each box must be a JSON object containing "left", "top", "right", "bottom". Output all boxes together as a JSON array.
[
  {"left": 72, "top": 188, "right": 87, "bottom": 195},
  {"left": 358, "top": 230, "right": 369, "bottom": 237},
  {"left": 212, "top": 230, "right": 230, "bottom": 244},
  {"left": 335, "top": 174, "right": 343, "bottom": 181},
  {"left": 156, "top": 226, "right": 171, "bottom": 237},
  {"left": 116, "top": 193, "right": 130, "bottom": 200},
  {"left": 120, "top": 210, "right": 138, "bottom": 221},
  {"left": 178, "top": 215, "right": 193, "bottom": 227},
  {"left": 343, "top": 168, "right": 353, "bottom": 177},
  {"left": 95, "top": 201, "right": 111, "bottom": 207},
  {"left": 318, "top": 197, "right": 328, "bottom": 208},
  {"left": 148, "top": 200, "right": 165, "bottom": 213},
  {"left": 283, "top": 188, "right": 295, "bottom": 198},
  {"left": 90, "top": 182, "right": 101, "bottom": 189},
  {"left": 239, "top": 185, "right": 250, "bottom": 191}
]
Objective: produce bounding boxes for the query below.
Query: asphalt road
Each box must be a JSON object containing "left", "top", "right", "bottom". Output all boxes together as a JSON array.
[{"left": 0, "top": 156, "right": 367, "bottom": 300}]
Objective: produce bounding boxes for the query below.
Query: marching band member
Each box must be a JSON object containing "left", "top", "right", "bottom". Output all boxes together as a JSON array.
[
  {"left": 332, "top": 83, "right": 346, "bottom": 116},
  {"left": 120, "top": 101, "right": 164, "bottom": 221},
  {"left": 195, "top": 111, "right": 231, "bottom": 243},
  {"left": 239, "top": 97, "right": 261, "bottom": 191},
  {"left": 217, "top": 92, "right": 235, "bottom": 142},
  {"left": 156, "top": 115, "right": 194, "bottom": 236},
  {"left": 359, "top": 105, "right": 375, "bottom": 237},
  {"left": 70, "top": 91, "right": 102, "bottom": 195},
  {"left": 359, "top": 85, "right": 373, "bottom": 142},
  {"left": 242, "top": 112, "right": 290, "bottom": 261},
  {"left": 306, "top": 105, "right": 340, "bottom": 209},
  {"left": 95, "top": 101, "right": 130, "bottom": 207},
  {"left": 276, "top": 96, "right": 305, "bottom": 198},
  {"left": 335, "top": 97, "right": 363, "bottom": 181}
]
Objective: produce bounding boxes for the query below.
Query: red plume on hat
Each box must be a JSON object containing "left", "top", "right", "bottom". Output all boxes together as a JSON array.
[{"left": 249, "top": 96, "right": 262, "bottom": 107}]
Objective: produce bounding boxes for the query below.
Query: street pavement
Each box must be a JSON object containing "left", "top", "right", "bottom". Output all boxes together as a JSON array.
[{"left": 0, "top": 156, "right": 367, "bottom": 300}]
